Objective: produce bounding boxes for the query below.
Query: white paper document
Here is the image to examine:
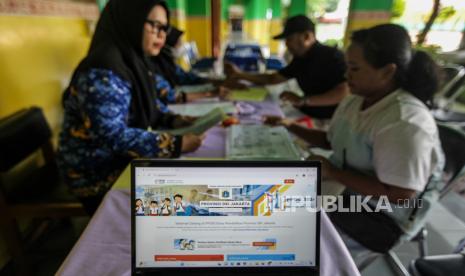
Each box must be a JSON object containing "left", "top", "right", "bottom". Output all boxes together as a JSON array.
[
  {"left": 157, "top": 107, "right": 227, "bottom": 136},
  {"left": 226, "top": 125, "right": 302, "bottom": 160}
]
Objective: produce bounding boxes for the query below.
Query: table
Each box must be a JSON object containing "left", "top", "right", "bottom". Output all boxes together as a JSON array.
[
  {"left": 182, "top": 99, "right": 284, "bottom": 158},
  {"left": 57, "top": 96, "right": 360, "bottom": 276}
]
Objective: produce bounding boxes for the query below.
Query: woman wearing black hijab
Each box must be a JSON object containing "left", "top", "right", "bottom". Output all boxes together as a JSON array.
[{"left": 57, "top": 0, "right": 203, "bottom": 214}]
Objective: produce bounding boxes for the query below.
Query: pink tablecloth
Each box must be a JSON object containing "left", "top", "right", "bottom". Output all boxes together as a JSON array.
[
  {"left": 57, "top": 100, "right": 360, "bottom": 276},
  {"left": 57, "top": 189, "right": 360, "bottom": 276}
]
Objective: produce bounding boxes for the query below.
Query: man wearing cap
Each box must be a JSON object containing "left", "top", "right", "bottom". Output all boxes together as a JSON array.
[{"left": 225, "top": 15, "right": 349, "bottom": 120}]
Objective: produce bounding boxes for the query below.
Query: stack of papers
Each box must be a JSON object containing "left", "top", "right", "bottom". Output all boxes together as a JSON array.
[
  {"left": 168, "top": 102, "right": 236, "bottom": 117},
  {"left": 226, "top": 125, "right": 302, "bottom": 160}
]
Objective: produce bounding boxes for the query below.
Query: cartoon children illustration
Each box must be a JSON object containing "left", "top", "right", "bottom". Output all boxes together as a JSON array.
[
  {"left": 160, "top": 198, "right": 172, "bottom": 216},
  {"left": 135, "top": 198, "right": 145, "bottom": 216},
  {"left": 149, "top": 200, "right": 159, "bottom": 216},
  {"left": 174, "top": 194, "right": 186, "bottom": 216}
]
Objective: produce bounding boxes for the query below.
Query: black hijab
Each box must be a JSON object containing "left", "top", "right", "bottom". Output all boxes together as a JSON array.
[
  {"left": 150, "top": 26, "right": 184, "bottom": 87},
  {"left": 66, "top": 0, "right": 170, "bottom": 129}
]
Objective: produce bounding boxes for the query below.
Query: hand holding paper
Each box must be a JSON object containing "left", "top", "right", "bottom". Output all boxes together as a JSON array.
[
  {"left": 181, "top": 133, "right": 205, "bottom": 153},
  {"left": 163, "top": 107, "right": 227, "bottom": 136}
]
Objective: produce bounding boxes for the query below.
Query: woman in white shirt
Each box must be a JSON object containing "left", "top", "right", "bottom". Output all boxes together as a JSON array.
[{"left": 265, "top": 24, "right": 444, "bottom": 253}]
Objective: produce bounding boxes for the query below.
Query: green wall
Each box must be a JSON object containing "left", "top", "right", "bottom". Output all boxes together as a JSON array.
[
  {"left": 350, "top": 0, "right": 393, "bottom": 11},
  {"left": 187, "top": 0, "right": 210, "bottom": 16},
  {"left": 271, "top": 0, "right": 282, "bottom": 19},
  {"left": 288, "top": 0, "right": 307, "bottom": 17}
]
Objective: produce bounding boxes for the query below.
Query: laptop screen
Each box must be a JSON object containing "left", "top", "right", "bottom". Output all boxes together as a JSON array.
[{"left": 133, "top": 163, "right": 319, "bottom": 270}]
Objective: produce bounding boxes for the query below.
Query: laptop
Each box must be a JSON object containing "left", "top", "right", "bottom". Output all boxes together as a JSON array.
[{"left": 131, "top": 160, "right": 320, "bottom": 275}]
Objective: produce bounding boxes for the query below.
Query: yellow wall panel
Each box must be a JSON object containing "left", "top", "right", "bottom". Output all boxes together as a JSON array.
[
  {"left": 0, "top": 14, "right": 91, "bottom": 268},
  {"left": 0, "top": 16, "right": 91, "bottom": 134},
  {"left": 170, "top": 10, "right": 187, "bottom": 34},
  {"left": 220, "top": 19, "right": 228, "bottom": 43},
  {"left": 243, "top": 19, "right": 270, "bottom": 46},
  {"left": 343, "top": 11, "right": 391, "bottom": 47},
  {"left": 184, "top": 17, "right": 211, "bottom": 57},
  {"left": 344, "top": 18, "right": 390, "bottom": 46},
  {"left": 269, "top": 19, "right": 282, "bottom": 54}
]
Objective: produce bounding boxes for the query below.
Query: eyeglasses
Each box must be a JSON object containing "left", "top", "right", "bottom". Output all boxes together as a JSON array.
[{"left": 145, "top": 19, "right": 170, "bottom": 35}]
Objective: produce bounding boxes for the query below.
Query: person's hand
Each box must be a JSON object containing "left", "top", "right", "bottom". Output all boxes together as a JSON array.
[
  {"left": 262, "top": 115, "right": 293, "bottom": 127},
  {"left": 224, "top": 61, "right": 242, "bottom": 78},
  {"left": 222, "top": 117, "right": 240, "bottom": 127},
  {"left": 181, "top": 133, "right": 205, "bottom": 153},
  {"left": 172, "top": 115, "right": 198, "bottom": 129},
  {"left": 280, "top": 91, "right": 304, "bottom": 107},
  {"left": 307, "top": 155, "right": 335, "bottom": 180}
]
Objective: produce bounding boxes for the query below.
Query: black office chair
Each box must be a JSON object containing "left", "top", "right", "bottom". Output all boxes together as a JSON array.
[
  {"left": 383, "top": 123, "right": 465, "bottom": 275},
  {"left": 342, "top": 123, "right": 465, "bottom": 275},
  {"left": 437, "top": 123, "right": 465, "bottom": 195},
  {"left": 411, "top": 234, "right": 465, "bottom": 276},
  {"left": 433, "top": 65, "right": 465, "bottom": 127},
  {"left": 410, "top": 254, "right": 465, "bottom": 276},
  {"left": 434, "top": 64, "right": 465, "bottom": 109},
  {"left": 0, "top": 107, "right": 87, "bottom": 273}
]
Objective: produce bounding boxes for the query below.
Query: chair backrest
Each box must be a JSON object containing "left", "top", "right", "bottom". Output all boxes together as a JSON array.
[
  {"left": 437, "top": 123, "right": 465, "bottom": 197},
  {"left": 410, "top": 254, "right": 465, "bottom": 276},
  {"left": 439, "top": 64, "right": 465, "bottom": 98},
  {"left": 0, "top": 107, "right": 52, "bottom": 172},
  {"left": 434, "top": 65, "right": 465, "bottom": 110}
]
